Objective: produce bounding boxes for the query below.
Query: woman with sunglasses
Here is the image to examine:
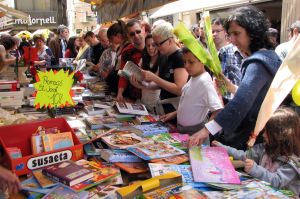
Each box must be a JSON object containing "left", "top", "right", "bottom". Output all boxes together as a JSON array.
[{"left": 142, "top": 21, "right": 188, "bottom": 115}]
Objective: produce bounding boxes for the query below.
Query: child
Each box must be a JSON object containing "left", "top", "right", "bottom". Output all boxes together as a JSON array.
[
  {"left": 160, "top": 47, "right": 223, "bottom": 136},
  {"left": 213, "top": 107, "right": 300, "bottom": 196}
]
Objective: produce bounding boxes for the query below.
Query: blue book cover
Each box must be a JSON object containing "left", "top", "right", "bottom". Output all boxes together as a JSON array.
[
  {"left": 133, "top": 123, "right": 168, "bottom": 136},
  {"left": 100, "top": 149, "right": 142, "bottom": 163},
  {"left": 21, "top": 177, "right": 56, "bottom": 194},
  {"left": 42, "top": 184, "right": 89, "bottom": 199},
  {"left": 148, "top": 163, "right": 207, "bottom": 189}
]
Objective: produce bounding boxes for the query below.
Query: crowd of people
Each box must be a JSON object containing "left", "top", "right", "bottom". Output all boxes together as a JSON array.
[{"left": 0, "top": 5, "right": 299, "bottom": 197}]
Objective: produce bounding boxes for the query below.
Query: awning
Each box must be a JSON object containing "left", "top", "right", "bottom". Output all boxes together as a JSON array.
[
  {"left": 0, "top": 4, "right": 28, "bottom": 20},
  {"left": 81, "top": 0, "right": 177, "bottom": 23},
  {"left": 150, "top": 0, "right": 271, "bottom": 18}
]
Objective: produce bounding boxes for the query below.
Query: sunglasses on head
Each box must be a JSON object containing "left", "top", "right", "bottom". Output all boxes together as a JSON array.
[{"left": 129, "top": 30, "right": 142, "bottom": 37}]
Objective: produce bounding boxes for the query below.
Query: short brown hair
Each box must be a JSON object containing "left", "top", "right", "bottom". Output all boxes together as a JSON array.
[{"left": 33, "top": 34, "right": 45, "bottom": 43}]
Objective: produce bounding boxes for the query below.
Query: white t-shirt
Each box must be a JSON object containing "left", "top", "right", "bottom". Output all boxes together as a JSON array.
[{"left": 177, "top": 72, "right": 223, "bottom": 126}]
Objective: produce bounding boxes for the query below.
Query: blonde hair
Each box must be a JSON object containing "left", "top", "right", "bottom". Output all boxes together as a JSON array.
[{"left": 152, "top": 21, "right": 174, "bottom": 40}]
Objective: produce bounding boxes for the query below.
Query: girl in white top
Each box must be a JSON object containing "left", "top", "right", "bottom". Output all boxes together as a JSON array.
[{"left": 160, "top": 47, "right": 223, "bottom": 135}]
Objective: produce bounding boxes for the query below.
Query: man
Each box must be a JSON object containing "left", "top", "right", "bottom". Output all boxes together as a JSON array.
[
  {"left": 83, "top": 31, "right": 104, "bottom": 66},
  {"left": 211, "top": 18, "right": 230, "bottom": 51},
  {"left": 117, "top": 19, "right": 146, "bottom": 102},
  {"left": 48, "top": 25, "right": 69, "bottom": 64},
  {"left": 275, "top": 20, "right": 300, "bottom": 61}
]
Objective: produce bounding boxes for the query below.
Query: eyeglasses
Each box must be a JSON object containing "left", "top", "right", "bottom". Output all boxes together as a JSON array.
[
  {"left": 155, "top": 37, "right": 171, "bottom": 47},
  {"left": 212, "top": 29, "right": 224, "bottom": 34},
  {"left": 129, "top": 30, "right": 142, "bottom": 37}
]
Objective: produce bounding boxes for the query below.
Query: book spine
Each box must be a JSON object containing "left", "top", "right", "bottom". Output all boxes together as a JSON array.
[{"left": 42, "top": 170, "right": 70, "bottom": 186}]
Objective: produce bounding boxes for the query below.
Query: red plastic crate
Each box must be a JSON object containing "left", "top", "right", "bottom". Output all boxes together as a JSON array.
[{"left": 0, "top": 118, "right": 83, "bottom": 176}]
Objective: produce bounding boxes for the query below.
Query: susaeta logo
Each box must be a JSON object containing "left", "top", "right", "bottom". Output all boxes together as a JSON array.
[
  {"left": 27, "top": 150, "right": 72, "bottom": 170},
  {"left": 14, "top": 15, "right": 56, "bottom": 26}
]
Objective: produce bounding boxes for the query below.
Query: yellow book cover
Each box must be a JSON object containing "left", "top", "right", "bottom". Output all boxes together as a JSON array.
[{"left": 42, "top": 132, "right": 74, "bottom": 152}]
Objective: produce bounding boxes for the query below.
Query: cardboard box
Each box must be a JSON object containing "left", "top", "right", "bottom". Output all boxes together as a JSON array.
[{"left": 0, "top": 118, "right": 83, "bottom": 176}]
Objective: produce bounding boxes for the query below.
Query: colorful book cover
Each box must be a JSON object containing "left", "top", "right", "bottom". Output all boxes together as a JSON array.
[
  {"left": 42, "top": 160, "right": 94, "bottom": 186},
  {"left": 149, "top": 154, "right": 189, "bottom": 164},
  {"left": 21, "top": 177, "right": 55, "bottom": 194},
  {"left": 32, "top": 169, "right": 58, "bottom": 189},
  {"left": 148, "top": 163, "right": 206, "bottom": 189},
  {"left": 100, "top": 149, "right": 142, "bottom": 163},
  {"left": 148, "top": 133, "right": 181, "bottom": 147},
  {"left": 6, "top": 147, "right": 22, "bottom": 159},
  {"left": 168, "top": 189, "right": 208, "bottom": 199},
  {"left": 115, "top": 162, "right": 148, "bottom": 174},
  {"left": 135, "top": 115, "right": 157, "bottom": 124},
  {"left": 189, "top": 147, "right": 240, "bottom": 184},
  {"left": 41, "top": 185, "right": 89, "bottom": 199},
  {"left": 88, "top": 185, "right": 119, "bottom": 199},
  {"left": 42, "top": 132, "right": 74, "bottom": 152},
  {"left": 127, "top": 142, "right": 186, "bottom": 160},
  {"left": 31, "top": 134, "right": 44, "bottom": 154},
  {"left": 70, "top": 159, "right": 120, "bottom": 192},
  {"left": 101, "top": 133, "right": 144, "bottom": 149},
  {"left": 86, "top": 116, "right": 121, "bottom": 130},
  {"left": 133, "top": 123, "right": 169, "bottom": 136}
]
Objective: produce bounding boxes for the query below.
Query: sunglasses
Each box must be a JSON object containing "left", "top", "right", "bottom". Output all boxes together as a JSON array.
[
  {"left": 155, "top": 37, "right": 171, "bottom": 47},
  {"left": 129, "top": 30, "right": 142, "bottom": 37}
]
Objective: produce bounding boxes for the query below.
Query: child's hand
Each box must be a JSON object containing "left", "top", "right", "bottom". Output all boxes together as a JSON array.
[
  {"left": 244, "top": 159, "right": 254, "bottom": 173},
  {"left": 211, "top": 140, "right": 222, "bottom": 146}
]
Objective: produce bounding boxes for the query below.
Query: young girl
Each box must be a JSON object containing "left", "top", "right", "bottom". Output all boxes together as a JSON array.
[
  {"left": 213, "top": 107, "right": 300, "bottom": 196},
  {"left": 160, "top": 47, "right": 223, "bottom": 136}
]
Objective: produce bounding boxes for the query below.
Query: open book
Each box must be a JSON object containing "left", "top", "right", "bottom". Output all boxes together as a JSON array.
[
  {"left": 118, "top": 61, "right": 143, "bottom": 81},
  {"left": 116, "top": 102, "right": 148, "bottom": 116}
]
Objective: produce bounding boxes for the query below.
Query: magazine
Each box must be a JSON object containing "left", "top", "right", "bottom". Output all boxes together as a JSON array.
[
  {"left": 127, "top": 141, "right": 186, "bottom": 160},
  {"left": 117, "top": 61, "right": 143, "bottom": 81},
  {"left": 101, "top": 133, "right": 144, "bottom": 149},
  {"left": 116, "top": 102, "right": 148, "bottom": 116},
  {"left": 189, "top": 147, "right": 240, "bottom": 184}
]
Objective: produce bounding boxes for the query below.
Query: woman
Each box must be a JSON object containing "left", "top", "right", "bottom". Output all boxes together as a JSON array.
[
  {"left": 142, "top": 21, "right": 188, "bottom": 114},
  {"left": 105, "top": 20, "right": 130, "bottom": 94},
  {"left": 33, "top": 34, "right": 56, "bottom": 68},
  {"left": 65, "top": 36, "right": 79, "bottom": 58},
  {"left": 131, "top": 34, "right": 166, "bottom": 113},
  {"left": 0, "top": 35, "right": 18, "bottom": 80},
  {"left": 189, "top": 5, "right": 282, "bottom": 150},
  {"left": 75, "top": 33, "right": 91, "bottom": 61}
]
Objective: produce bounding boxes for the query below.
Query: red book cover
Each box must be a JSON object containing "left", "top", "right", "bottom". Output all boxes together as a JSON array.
[{"left": 42, "top": 160, "right": 94, "bottom": 186}]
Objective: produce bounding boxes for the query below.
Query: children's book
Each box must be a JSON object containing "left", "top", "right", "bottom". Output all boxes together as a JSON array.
[
  {"left": 84, "top": 105, "right": 106, "bottom": 116},
  {"left": 115, "top": 102, "right": 148, "bottom": 116},
  {"left": 127, "top": 141, "right": 186, "bottom": 160},
  {"left": 100, "top": 149, "right": 142, "bottom": 163},
  {"left": 42, "top": 132, "right": 74, "bottom": 152},
  {"left": 149, "top": 154, "right": 189, "bottom": 164},
  {"left": 31, "top": 134, "right": 45, "bottom": 154},
  {"left": 189, "top": 146, "right": 240, "bottom": 184},
  {"left": 101, "top": 133, "right": 144, "bottom": 149},
  {"left": 32, "top": 169, "right": 58, "bottom": 189},
  {"left": 42, "top": 160, "right": 94, "bottom": 186},
  {"left": 21, "top": 177, "right": 55, "bottom": 194},
  {"left": 168, "top": 188, "right": 208, "bottom": 199},
  {"left": 115, "top": 162, "right": 149, "bottom": 174},
  {"left": 105, "top": 107, "right": 136, "bottom": 121},
  {"left": 135, "top": 115, "right": 158, "bottom": 124},
  {"left": 84, "top": 143, "right": 101, "bottom": 156},
  {"left": 133, "top": 123, "right": 169, "bottom": 136},
  {"left": 148, "top": 133, "right": 181, "bottom": 147},
  {"left": 148, "top": 163, "right": 206, "bottom": 189},
  {"left": 88, "top": 184, "right": 119, "bottom": 199},
  {"left": 6, "top": 147, "right": 22, "bottom": 159},
  {"left": 86, "top": 116, "right": 121, "bottom": 130},
  {"left": 70, "top": 159, "right": 120, "bottom": 192},
  {"left": 41, "top": 185, "right": 89, "bottom": 199}
]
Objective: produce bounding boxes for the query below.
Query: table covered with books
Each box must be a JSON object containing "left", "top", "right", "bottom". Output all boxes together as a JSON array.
[{"left": 0, "top": 75, "right": 297, "bottom": 199}]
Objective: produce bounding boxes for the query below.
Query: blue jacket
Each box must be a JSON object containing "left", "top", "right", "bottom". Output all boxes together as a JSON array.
[{"left": 214, "top": 50, "right": 281, "bottom": 150}]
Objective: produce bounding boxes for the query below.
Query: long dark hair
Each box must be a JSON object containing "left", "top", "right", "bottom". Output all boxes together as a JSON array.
[
  {"left": 66, "top": 36, "right": 78, "bottom": 58},
  {"left": 224, "top": 5, "right": 272, "bottom": 53},
  {"left": 264, "top": 107, "right": 300, "bottom": 161},
  {"left": 142, "top": 34, "right": 159, "bottom": 73}
]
